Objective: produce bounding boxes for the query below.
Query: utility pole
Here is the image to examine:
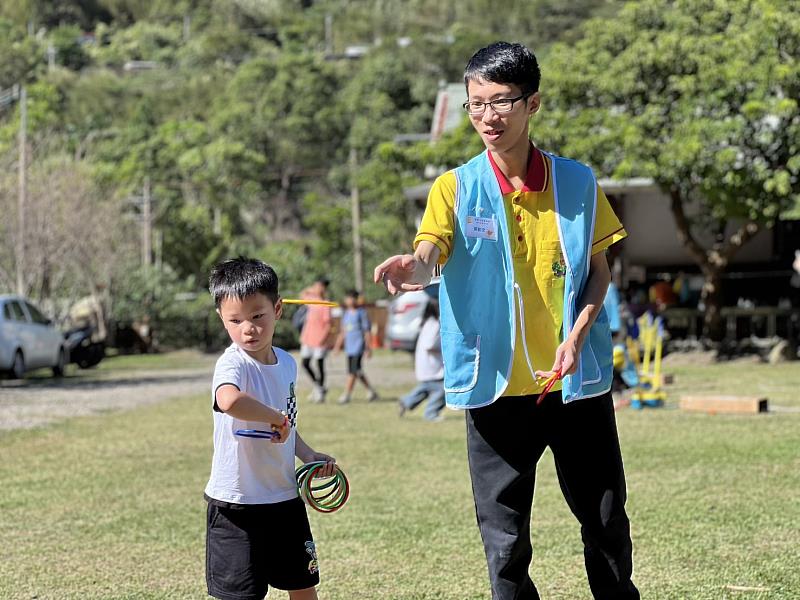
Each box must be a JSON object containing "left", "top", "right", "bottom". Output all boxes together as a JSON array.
[
  {"left": 16, "top": 85, "right": 27, "bottom": 295},
  {"left": 142, "top": 176, "right": 152, "bottom": 267},
  {"left": 349, "top": 147, "right": 364, "bottom": 292}
]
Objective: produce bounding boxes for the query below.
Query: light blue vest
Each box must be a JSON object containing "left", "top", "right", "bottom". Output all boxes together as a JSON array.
[{"left": 439, "top": 150, "right": 613, "bottom": 409}]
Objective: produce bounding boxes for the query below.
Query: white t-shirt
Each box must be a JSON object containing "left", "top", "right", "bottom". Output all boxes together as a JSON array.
[
  {"left": 415, "top": 318, "right": 444, "bottom": 381},
  {"left": 204, "top": 344, "right": 299, "bottom": 505}
]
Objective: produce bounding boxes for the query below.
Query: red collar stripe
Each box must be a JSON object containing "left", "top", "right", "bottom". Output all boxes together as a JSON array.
[{"left": 487, "top": 145, "right": 547, "bottom": 194}]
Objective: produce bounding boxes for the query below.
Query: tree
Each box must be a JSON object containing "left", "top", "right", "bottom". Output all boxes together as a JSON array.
[
  {"left": 0, "top": 142, "right": 136, "bottom": 317},
  {"left": 0, "top": 0, "right": 112, "bottom": 30},
  {"left": 211, "top": 50, "right": 346, "bottom": 235},
  {"left": 90, "top": 20, "right": 183, "bottom": 68},
  {"left": 536, "top": 0, "right": 800, "bottom": 339},
  {"left": 49, "top": 24, "right": 91, "bottom": 71},
  {"left": 0, "top": 19, "right": 44, "bottom": 88}
]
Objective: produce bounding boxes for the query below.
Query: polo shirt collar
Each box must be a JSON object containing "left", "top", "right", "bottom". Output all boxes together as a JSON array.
[{"left": 487, "top": 143, "right": 547, "bottom": 194}]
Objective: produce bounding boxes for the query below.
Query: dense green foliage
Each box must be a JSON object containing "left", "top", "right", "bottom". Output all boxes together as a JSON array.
[
  {"left": 0, "top": 0, "right": 617, "bottom": 349},
  {"left": 4, "top": 0, "right": 794, "bottom": 346}
]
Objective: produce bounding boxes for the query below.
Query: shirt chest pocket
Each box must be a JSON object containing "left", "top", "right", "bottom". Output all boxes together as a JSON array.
[{"left": 535, "top": 240, "right": 567, "bottom": 288}]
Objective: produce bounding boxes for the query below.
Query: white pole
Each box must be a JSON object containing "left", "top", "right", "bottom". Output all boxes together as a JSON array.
[
  {"left": 350, "top": 147, "right": 363, "bottom": 292},
  {"left": 16, "top": 86, "right": 27, "bottom": 295}
]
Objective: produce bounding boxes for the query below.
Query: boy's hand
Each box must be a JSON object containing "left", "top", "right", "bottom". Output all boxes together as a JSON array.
[
  {"left": 270, "top": 414, "right": 291, "bottom": 444},
  {"left": 307, "top": 452, "right": 337, "bottom": 478}
]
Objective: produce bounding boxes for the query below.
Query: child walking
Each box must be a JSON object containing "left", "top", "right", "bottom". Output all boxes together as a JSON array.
[
  {"left": 334, "top": 290, "right": 378, "bottom": 404},
  {"left": 299, "top": 276, "right": 332, "bottom": 403},
  {"left": 397, "top": 298, "right": 445, "bottom": 421},
  {"left": 205, "top": 257, "right": 336, "bottom": 600}
]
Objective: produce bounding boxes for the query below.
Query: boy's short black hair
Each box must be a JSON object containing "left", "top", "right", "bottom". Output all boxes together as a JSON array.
[
  {"left": 209, "top": 257, "right": 279, "bottom": 308},
  {"left": 345, "top": 289, "right": 359, "bottom": 299},
  {"left": 464, "top": 41, "right": 541, "bottom": 96}
]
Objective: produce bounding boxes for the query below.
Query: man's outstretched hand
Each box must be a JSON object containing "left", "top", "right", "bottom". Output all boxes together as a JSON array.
[{"left": 373, "top": 254, "right": 425, "bottom": 295}]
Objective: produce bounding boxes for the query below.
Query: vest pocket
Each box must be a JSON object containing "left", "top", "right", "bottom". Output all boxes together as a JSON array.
[
  {"left": 441, "top": 331, "right": 481, "bottom": 393},
  {"left": 582, "top": 315, "right": 611, "bottom": 386}
]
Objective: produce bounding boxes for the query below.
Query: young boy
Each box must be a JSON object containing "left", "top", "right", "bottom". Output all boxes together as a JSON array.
[
  {"left": 205, "top": 257, "right": 335, "bottom": 600},
  {"left": 334, "top": 289, "right": 378, "bottom": 404},
  {"left": 374, "top": 42, "right": 639, "bottom": 599}
]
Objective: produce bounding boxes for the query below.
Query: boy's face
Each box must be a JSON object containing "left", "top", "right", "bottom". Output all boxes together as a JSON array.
[
  {"left": 466, "top": 78, "right": 540, "bottom": 155},
  {"left": 217, "top": 293, "right": 282, "bottom": 360},
  {"left": 344, "top": 295, "right": 356, "bottom": 308}
]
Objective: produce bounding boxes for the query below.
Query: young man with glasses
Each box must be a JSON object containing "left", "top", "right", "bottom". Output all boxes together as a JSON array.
[{"left": 374, "top": 42, "right": 639, "bottom": 599}]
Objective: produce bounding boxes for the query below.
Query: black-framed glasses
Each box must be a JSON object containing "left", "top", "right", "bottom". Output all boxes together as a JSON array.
[{"left": 462, "top": 93, "right": 531, "bottom": 116}]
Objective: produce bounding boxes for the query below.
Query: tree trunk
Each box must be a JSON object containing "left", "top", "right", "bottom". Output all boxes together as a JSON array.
[
  {"left": 699, "top": 266, "right": 725, "bottom": 341},
  {"left": 668, "top": 187, "right": 762, "bottom": 343}
]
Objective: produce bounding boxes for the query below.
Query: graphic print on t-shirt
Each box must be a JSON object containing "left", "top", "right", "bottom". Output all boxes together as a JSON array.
[{"left": 287, "top": 381, "right": 297, "bottom": 427}]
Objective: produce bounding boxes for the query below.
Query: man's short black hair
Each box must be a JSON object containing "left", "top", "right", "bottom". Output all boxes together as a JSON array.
[
  {"left": 209, "top": 257, "right": 280, "bottom": 308},
  {"left": 464, "top": 41, "right": 541, "bottom": 96}
]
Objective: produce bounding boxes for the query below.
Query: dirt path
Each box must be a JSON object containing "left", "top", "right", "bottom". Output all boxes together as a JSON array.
[
  {"left": 0, "top": 351, "right": 417, "bottom": 432},
  {"left": 0, "top": 367, "right": 214, "bottom": 431}
]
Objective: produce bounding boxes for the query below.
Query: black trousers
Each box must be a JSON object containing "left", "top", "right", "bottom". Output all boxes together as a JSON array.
[{"left": 466, "top": 391, "right": 639, "bottom": 600}]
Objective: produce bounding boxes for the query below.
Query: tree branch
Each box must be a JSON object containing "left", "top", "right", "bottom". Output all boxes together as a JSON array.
[
  {"left": 721, "top": 220, "right": 761, "bottom": 263},
  {"left": 669, "top": 187, "right": 709, "bottom": 268}
]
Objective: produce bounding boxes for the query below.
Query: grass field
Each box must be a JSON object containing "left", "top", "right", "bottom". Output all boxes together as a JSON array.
[{"left": 1, "top": 352, "right": 798, "bottom": 599}]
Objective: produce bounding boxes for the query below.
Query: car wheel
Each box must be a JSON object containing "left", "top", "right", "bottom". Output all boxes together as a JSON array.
[
  {"left": 11, "top": 351, "right": 25, "bottom": 380},
  {"left": 53, "top": 347, "right": 67, "bottom": 377}
]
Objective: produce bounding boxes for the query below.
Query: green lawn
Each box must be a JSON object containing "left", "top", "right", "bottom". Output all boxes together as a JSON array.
[{"left": 1, "top": 356, "right": 798, "bottom": 599}]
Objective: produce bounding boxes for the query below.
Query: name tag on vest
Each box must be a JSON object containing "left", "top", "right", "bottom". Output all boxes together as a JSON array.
[{"left": 466, "top": 216, "right": 498, "bottom": 241}]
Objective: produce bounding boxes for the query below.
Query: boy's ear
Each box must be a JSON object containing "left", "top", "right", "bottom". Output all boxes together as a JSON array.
[
  {"left": 216, "top": 308, "right": 223, "bottom": 321},
  {"left": 274, "top": 298, "right": 283, "bottom": 319},
  {"left": 527, "top": 92, "right": 541, "bottom": 116}
]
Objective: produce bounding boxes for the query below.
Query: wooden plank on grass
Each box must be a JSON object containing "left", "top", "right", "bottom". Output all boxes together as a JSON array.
[{"left": 679, "top": 395, "right": 768, "bottom": 414}]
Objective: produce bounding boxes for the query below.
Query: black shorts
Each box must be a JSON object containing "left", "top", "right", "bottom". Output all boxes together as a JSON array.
[
  {"left": 347, "top": 353, "right": 363, "bottom": 375},
  {"left": 206, "top": 496, "right": 320, "bottom": 600}
]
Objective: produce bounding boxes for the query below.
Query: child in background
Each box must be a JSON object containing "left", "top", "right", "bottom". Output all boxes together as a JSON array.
[
  {"left": 398, "top": 298, "right": 445, "bottom": 421},
  {"left": 205, "top": 257, "right": 336, "bottom": 600},
  {"left": 299, "top": 276, "right": 332, "bottom": 403},
  {"left": 334, "top": 289, "right": 379, "bottom": 404}
]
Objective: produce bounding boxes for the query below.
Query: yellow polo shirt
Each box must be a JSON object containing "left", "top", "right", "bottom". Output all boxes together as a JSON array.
[{"left": 414, "top": 148, "right": 626, "bottom": 396}]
